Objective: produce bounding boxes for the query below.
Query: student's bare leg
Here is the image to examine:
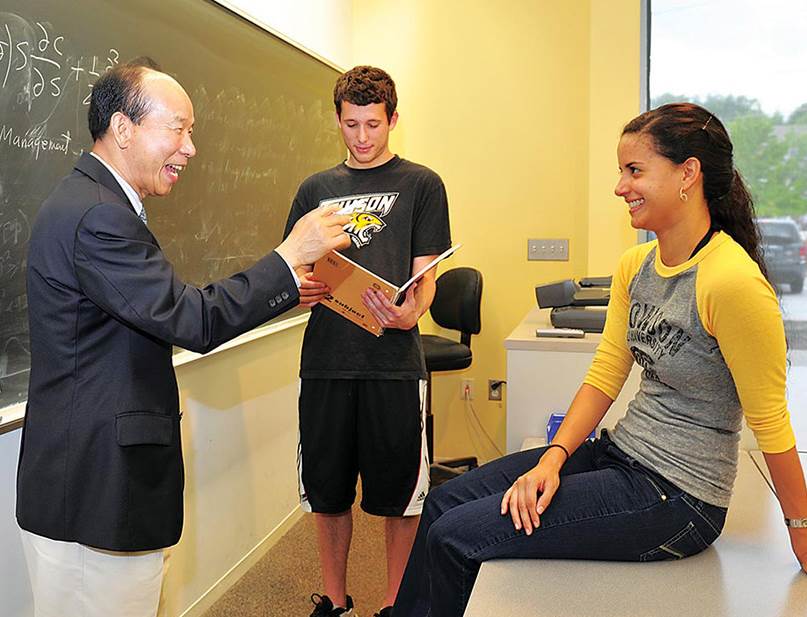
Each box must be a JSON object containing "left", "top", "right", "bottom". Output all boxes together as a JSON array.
[
  {"left": 314, "top": 510, "right": 353, "bottom": 608},
  {"left": 384, "top": 515, "right": 419, "bottom": 607}
]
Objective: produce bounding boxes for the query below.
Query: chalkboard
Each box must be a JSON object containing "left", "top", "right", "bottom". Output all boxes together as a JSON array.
[{"left": 0, "top": 1, "right": 345, "bottom": 410}]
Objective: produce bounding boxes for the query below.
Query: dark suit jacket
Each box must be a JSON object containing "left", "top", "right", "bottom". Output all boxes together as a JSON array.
[{"left": 17, "top": 153, "right": 299, "bottom": 551}]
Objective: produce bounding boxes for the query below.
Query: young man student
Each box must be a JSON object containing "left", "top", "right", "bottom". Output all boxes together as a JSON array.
[{"left": 283, "top": 66, "right": 452, "bottom": 617}]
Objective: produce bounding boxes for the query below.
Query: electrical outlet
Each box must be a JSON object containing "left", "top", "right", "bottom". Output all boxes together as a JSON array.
[
  {"left": 527, "top": 238, "right": 569, "bottom": 261},
  {"left": 488, "top": 379, "right": 503, "bottom": 401},
  {"left": 461, "top": 378, "right": 474, "bottom": 400}
]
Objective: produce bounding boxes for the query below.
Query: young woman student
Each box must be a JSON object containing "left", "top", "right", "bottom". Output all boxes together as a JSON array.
[{"left": 392, "top": 103, "right": 807, "bottom": 617}]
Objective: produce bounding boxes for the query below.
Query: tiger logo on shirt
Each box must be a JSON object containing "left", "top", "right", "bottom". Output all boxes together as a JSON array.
[
  {"left": 348, "top": 212, "right": 386, "bottom": 246},
  {"left": 319, "top": 192, "right": 399, "bottom": 247}
]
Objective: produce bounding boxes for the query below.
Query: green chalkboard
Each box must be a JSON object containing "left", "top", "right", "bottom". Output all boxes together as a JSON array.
[{"left": 0, "top": 0, "right": 345, "bottom": 410}]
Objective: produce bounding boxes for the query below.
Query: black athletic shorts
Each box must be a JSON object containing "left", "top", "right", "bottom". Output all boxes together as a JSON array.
[{"left": 297, "top": 378, "right": 429, "bottom": 517}]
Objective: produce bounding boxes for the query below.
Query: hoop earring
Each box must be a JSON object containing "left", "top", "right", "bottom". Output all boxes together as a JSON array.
[{"left": 679, "top": 187, "right": 688, "bottom": 202}]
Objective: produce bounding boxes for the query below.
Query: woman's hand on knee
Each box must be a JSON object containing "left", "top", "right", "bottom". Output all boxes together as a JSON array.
[{"left": 500, "top": 462, "right": 560, "bottom": 535}]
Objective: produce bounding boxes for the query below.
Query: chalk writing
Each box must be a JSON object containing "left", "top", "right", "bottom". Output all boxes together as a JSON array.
[
  {"left": 1, "top": 124, "right": 71, "bottom": 159},
  {"left": 0, "top": 15, "right": 118, "bottom": 105}
]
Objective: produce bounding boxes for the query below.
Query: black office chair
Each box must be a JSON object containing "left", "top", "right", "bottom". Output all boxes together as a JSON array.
[{"left": 421, "top": 267, "right": 483, "bottom": 486}]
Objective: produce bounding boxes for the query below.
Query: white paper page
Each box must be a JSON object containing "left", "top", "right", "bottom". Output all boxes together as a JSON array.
[{"left": 396, "top": 244, "right": 462, "bottom": 297}]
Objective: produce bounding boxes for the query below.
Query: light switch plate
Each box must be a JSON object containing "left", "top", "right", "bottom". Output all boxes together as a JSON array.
[{"left": 528, "top": 238, "right": 569, "bottom": 261}]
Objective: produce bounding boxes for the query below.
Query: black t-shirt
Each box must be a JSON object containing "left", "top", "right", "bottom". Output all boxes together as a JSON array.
[{"left": 284, "top": 156, "right": 452, "bottom": 379}]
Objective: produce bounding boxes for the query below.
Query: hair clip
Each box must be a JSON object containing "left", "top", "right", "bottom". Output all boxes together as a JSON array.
[{"left": 702, "top": 116, "right": 713, "bottom": 130}]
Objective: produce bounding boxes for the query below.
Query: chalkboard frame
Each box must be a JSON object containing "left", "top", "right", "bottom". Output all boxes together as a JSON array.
[{"left": 0, "top": 1, "right": 347, "bottom": 425}]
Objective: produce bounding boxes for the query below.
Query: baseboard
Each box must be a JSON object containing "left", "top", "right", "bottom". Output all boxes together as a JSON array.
[{"left": 178, "top": 505, "right": 305, "bottom": 617}]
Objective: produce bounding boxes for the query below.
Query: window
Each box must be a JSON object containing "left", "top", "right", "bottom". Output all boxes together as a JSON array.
[{"left": 650, "top": 0, "right": 807, "bottom": 447}]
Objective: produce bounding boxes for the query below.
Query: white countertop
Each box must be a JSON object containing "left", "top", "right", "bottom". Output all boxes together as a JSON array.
[{"left": 504, "top": 307, "right": 602, "bottom": 353}]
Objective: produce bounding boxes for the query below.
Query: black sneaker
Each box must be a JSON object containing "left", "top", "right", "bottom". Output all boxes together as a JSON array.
[
  {"left": 309, "top": 593, "right": 355, "bottom": 616},
  {"left": 374, "top": 607, "right": 393, "bottom": 617}
]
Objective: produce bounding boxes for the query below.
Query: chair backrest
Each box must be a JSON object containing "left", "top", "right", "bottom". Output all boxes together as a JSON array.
[{"left": 429, "top": 267, "right": 482, "bottom": 347}]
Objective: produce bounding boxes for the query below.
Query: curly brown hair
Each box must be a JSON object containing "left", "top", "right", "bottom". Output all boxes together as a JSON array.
[{"left": 334, "top": 65, "right": 397, "bottom": 121}]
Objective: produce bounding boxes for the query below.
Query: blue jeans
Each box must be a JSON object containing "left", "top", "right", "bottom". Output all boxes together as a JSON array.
[{"left": 392, "top": 432, "right": 727, "bottom": 617}]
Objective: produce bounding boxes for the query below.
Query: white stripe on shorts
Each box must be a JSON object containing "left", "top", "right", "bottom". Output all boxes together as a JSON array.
[
  {"left": 402, "top": 379, "right": 430, "bottom": 517},
  {"left": 296, "top": 378, "right": 313, "bottom": 513}
]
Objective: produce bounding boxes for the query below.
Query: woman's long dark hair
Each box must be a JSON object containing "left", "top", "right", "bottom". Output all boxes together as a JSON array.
[{"left": 622, "top": 103, "right": 769, "bottom": 282}]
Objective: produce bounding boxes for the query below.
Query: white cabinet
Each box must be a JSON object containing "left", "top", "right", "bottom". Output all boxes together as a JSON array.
[{"left": 504, "top": 308, "right": 639, "bottom": 453}]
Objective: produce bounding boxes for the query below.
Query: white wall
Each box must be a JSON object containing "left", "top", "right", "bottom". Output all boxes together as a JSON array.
[
  {"left": 218, "top": 0, "right": 352, "bottom": 69},
  {"left": 161, "top": 325, "right": 312, "bottom": 617},
  {"left": 0, "top": 3, "right": 352, "bottom": 616}
]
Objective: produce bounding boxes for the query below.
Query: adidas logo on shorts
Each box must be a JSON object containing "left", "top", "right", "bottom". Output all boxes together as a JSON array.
[{"left": 416, "top": 491, "right": 427, "bottom": 502}]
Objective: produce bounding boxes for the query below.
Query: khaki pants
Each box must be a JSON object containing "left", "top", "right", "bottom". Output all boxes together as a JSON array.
[{"left": 20, "top": 528, "right": 166, "bottom": 617}]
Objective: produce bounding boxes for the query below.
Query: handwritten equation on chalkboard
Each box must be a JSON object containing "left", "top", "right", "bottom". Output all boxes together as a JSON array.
[
  {"left": 0, "top": 20, "right": 119, "bottom": 101},
  {"left": 0, "top": 13, "right": 121, "bottom": 407},
  {"left": 0, "top": 16, "right": 119, "bottom": 160}
]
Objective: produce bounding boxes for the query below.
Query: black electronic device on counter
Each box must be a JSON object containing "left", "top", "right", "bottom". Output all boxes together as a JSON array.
[
  {"left": 535, "top": 278, "right": 611, "bottom": 308},
  {"left": 550, "top": 306, "right": 608, "bottom": 333},
  {"left": 535, "top": 276, "right": 611, "bottom": 333},
  {"left": 579, "top": 276, "right": 613, "bottom": 288},
  {"left": 571, "top": 287, "right": 609, "bottom": 306},
  {"left": 534, "top": 279, "right": 578, "bottom": 308}
]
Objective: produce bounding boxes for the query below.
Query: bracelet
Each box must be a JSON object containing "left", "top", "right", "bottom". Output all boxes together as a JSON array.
[
  {"left": 784, "top": 517, "right": 807, "bottom": 528},
  {"left": 544, "top": 443, "right": 570, "bottom": 461}
]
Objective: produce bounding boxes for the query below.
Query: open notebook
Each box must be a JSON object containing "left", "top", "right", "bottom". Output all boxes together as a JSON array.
[{"left": 312, "top": 244, "right": 461, "bottom": 336}]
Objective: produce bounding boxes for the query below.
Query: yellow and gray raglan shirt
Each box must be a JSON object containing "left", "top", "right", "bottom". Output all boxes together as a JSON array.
[{"left": 584, "top": 231, "right": 795, "bottom": 507}]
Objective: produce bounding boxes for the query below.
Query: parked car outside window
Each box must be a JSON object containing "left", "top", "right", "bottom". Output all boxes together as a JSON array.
[{"left": 756, "top": 218, "right": 806, "bottom": 294}]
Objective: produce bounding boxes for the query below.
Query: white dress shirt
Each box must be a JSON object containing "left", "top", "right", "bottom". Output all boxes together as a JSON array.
[{"left": 89, "top": 152, "right": 146, "bottom": 222}]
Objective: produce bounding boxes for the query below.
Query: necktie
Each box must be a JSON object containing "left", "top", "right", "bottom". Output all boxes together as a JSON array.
[{"left": 137, "top": 208, "right": 148, "bottom": 226}]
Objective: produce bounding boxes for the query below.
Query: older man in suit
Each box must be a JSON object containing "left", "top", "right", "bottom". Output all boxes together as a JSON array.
[{"left": 16, "top": 58, "right": 350, "bottom": 617}]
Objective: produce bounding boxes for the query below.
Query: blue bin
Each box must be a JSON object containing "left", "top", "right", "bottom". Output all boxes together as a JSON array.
[{"left": 546, "top": 412, "right": 596, "bottom": 443}]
